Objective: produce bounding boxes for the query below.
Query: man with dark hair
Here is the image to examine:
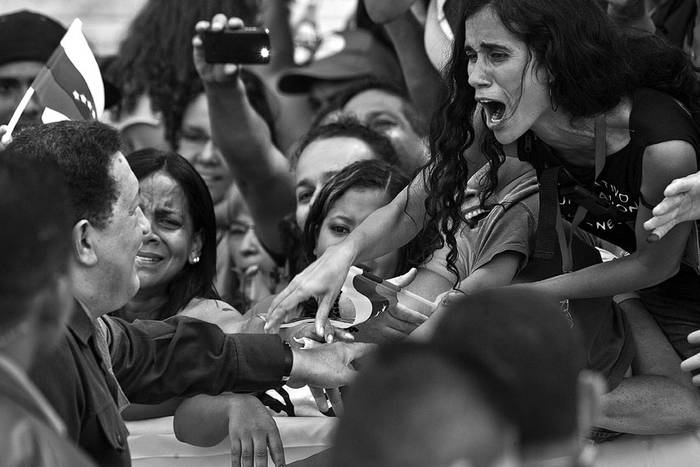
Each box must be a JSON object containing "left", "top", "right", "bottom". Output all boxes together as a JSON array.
[
  {"left": 7, "top": 120, "right": 370, "bottom": 467},
  {"left": 290, "top": 116, "right": 400, "bottom": 170},
  {"left": 278, "top": 29, "right": 404, "bottom": 113},
  {"left": 315, "top": 79, "right": 429, "bottom": 174},
  {"left": 332, "top": 341, "right": 520, "bottom": 467},
  {"left": 0, "top": 151, "right": 94, "bottom": 466}
]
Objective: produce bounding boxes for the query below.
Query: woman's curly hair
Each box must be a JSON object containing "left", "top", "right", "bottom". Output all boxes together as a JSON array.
[
  {"left": 422, "top": 0, "right": 700, "bottom": 286},
  {"left": 106, "top": 0, "right": 259, "bottom": 149}
]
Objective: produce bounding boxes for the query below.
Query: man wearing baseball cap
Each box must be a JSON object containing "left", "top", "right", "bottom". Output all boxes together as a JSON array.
[{"left": 277, "top": 29, "right": 404, "bottom": 112}]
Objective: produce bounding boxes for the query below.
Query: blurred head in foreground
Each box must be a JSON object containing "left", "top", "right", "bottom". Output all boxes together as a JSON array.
[{"left": 333, "top": 340, "right": 520, "bottom": 467}]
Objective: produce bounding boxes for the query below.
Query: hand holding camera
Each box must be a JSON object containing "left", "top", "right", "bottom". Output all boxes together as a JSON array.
[{"left": 193, "top": 14, "right": 270, "bottom": 86}]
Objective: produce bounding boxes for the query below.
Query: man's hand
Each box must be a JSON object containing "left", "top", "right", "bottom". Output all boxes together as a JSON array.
[
  {"left": 680, "top": 330, "right": 700, "bottom": 386},
  {"left": 363, "top": 0, "right": 418, "bottom": 24},
  {"left": 287, "top": 342, "right": 375, "bottom": 389},
  {"left": 284, "top": 334, "right": 347, "bottom": 416},
  {"left": 644, "top": 171, "right": 700, "bottom": 241},
  {"left": 226, "top": 395, "right": 285, "bottom": 467},
  {"left": 193, "top": 14, "right": 243, "bottom": 86}
]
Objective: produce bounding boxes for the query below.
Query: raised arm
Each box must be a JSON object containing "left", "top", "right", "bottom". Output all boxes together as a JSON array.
[
  {"left": 265, "top": 169, "right": 429, "bottom": 336},
  {"left": 194, "top": 15, "right": 295, "bottom": 255},
  {"left": 255, "top": 0, "right": 316, "bottom": 151},
  {"left": 373, "top": 3, "right": 446, "bottom": 123}
]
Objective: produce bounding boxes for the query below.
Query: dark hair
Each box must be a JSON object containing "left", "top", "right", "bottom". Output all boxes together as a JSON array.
[
  {"left": 0, "top": 149, "right": 72, "bottom": 330},
  {"left": 304, "top": 159, "right": 439, "bottom": 275},
  {"left": 9, "top": 121, "right": 121, "bottom": 229},
  {"left": 432, "top": 287, "right": 586, "bottom": 445},
  {"left": 332, "top": 341, "right": 516, "bottom": 467},
  {"left": 313, "top": 78, "right": 427, "bottom": 136},
  {"left": 423, "top": 0, "right": 700, "bottom": 284},
  {"left": 106, "top": 0, "right": 261, "bottom": 149},
  {"left": 290, "top": 115, "right": 399, "bottom": 169},
  {"left": 303, "top": 160, "right": 409, "bottom": 272},
  {"left": 127, "top": 149, "right": 219, "bottom": 318}
]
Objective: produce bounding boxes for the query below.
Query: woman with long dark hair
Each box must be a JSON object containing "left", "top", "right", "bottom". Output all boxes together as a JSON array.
[
  {"left": 114, "top": 149, "right": 223, "bottom": 321},
  {"left": 266, "top": 0, "right": 700, "bottom": 363},
  {"left": 112, "top": 149, "right": 286, "bottom": 465}
]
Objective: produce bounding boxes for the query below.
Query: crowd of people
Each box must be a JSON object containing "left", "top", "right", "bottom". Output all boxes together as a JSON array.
[{"left": 3, "top": 0, "right": 700, "bottom": 466}]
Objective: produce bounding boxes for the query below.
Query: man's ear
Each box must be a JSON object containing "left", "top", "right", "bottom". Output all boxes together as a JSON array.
[
  {"left": 189, "top": 230, "right": 203, "bottom": 264},
  {"left": 72, "top": 220, "right": 98, "bottom": 267},
  {"left": 577, "top": 370, "right": 606, "bottom": 438}
]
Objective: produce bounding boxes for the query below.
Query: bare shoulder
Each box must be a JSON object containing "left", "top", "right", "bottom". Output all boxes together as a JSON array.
[{"left": 180, "top": 298, "right": 244, "bottom": 322}]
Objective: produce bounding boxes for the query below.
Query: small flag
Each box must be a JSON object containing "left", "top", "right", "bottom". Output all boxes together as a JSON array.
[
  {"left": 32, "top": 18, "right": 104, "bottom": 123},
  {"left": 280, "top": 266, "right": 436, "bottom": 329},
  {"left": 2, "top": 18, "right": 104, "bottom": 143}
]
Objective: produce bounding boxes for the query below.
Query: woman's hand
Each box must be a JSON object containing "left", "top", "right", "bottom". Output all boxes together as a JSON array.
[
  {"left": 644, "top": 171, "right": 700, "bottom": 241},
  {"left": 225, "top": 395, "right": 285, "bottom": 467},
  {"left": 174, "top": 393, "right": 284, "bottom": 467},
  {"left": 265, "top": 244, "right": 358, "bottom": 339},
  {"left": 680, "top": 330, "right": 700, "bottom": 386},
  {"left": 192, "top": 14, "right": 243, "bottom": 86}
]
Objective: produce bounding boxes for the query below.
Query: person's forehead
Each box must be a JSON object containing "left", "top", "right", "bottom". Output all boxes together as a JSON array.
[
  {"left": 343, "top": 89, "right": 406, "bottom": 117},
  {"left": 464, "top": 6, "right": 518, "bottom": 47},
  {"left": 110, "top": 151, "right": 138, "bottom": 199},
  {"left": 139, "top": 171, "right": 186, "bottom": 207},
  {"left": 297, "top": 137, "right": 375, "bottom": 177},
  {"left": 328, "top": 188, "right": 388, "bottom": 218},
  {"left": 0, "top": 60, "right": 43, "bottom": 79},
  {"left": 182, "top": 94, "right": 210, "bottom": 129},
  {"left": 232, "top": 208, "right": 254, "bottom": 225}
]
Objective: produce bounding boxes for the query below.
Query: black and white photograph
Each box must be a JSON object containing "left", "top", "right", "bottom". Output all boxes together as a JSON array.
[{"left": 1, "top": 0, "right": 700, "bottom": 466}]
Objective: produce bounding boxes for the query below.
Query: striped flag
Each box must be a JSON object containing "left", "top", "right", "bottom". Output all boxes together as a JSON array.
[
  {"left": 32, "top": 18, "right": 104, "bottom": 123},
  {"left": 280, "top": 266, "right": 436, "bottom": 329},
  {"left": 2, "top": 18, "right": 104, "bottom": 142}
]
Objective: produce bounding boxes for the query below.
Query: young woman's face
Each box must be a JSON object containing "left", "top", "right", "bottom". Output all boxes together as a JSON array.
[
  {"left": 315, "top": 187, "right": 400, "bottom": 279},
  {"left": 135, "top": 171, "right": 201, "bottom": 295},
  {"left": 294, "top": 136, "right": 377, "bottom": 229},
  {"left": 464, "top": 6, "right": 550, "bottom": 145}
]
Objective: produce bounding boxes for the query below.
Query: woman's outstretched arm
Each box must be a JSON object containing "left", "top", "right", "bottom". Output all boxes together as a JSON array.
[{"left": 264, "top": 169, "right": 429, "bottom": 336}]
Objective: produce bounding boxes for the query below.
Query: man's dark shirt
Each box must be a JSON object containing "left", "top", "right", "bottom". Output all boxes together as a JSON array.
[{"left": 30, "top": 302, "right": 289, "bottom": 467}]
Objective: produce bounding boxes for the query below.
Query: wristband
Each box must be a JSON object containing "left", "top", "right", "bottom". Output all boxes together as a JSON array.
[{"left": 282, "top": 341, "right": 293, "bottom": 383}]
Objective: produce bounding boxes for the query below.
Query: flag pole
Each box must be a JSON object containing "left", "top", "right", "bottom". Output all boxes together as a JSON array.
[{"left": 1, "top": 87, "right": 35, "bottom": 144}]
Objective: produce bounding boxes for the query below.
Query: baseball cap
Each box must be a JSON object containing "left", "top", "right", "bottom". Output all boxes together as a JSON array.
[
  {"left": 0, "top": 10, "right": 66, "bottom": 67},
  {"left": 278, "top": 29, "right": 403, "bottom": 94}
]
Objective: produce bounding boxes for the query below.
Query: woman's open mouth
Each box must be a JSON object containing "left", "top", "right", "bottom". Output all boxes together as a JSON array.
[{"left": 478, "top": 98, "right": 507, "bottom": 126}]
